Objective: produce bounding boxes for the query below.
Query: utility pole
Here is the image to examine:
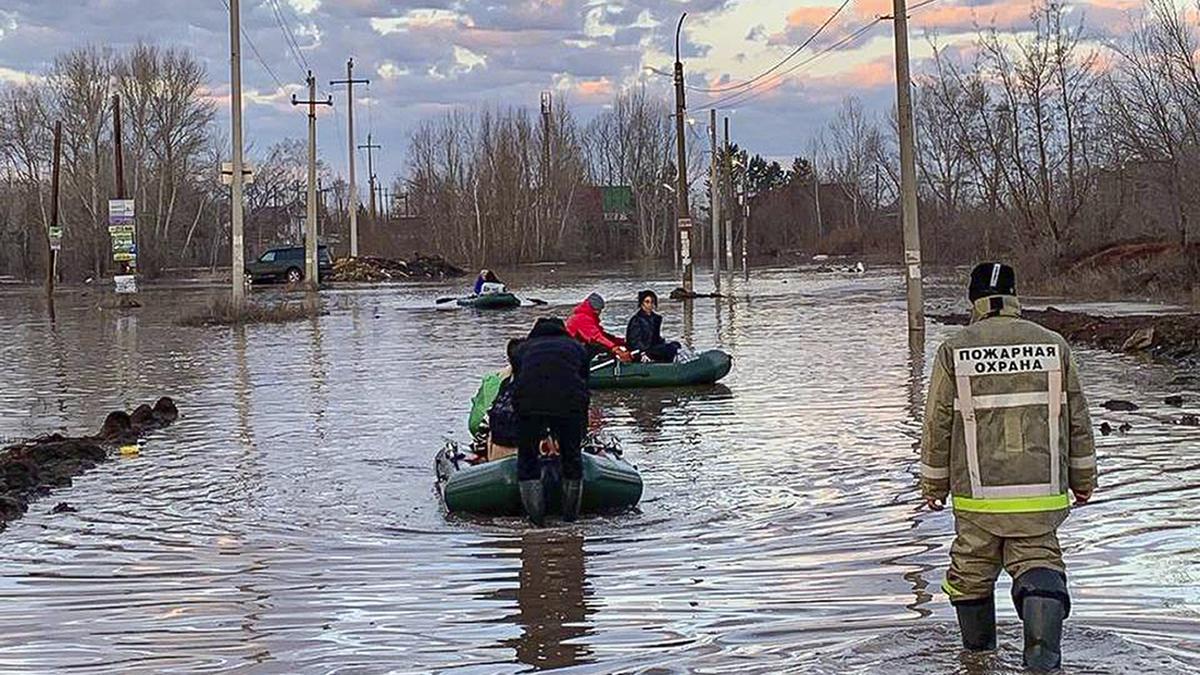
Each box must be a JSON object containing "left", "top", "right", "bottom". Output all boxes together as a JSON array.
[
  {"left": 742, "top": 176, "right": 750, "bottom": 280},
  {"left": 723, "top": 116, "right": 734, "bottom": 270},
  {"left": 358, "top": 133, "right": 381, "bottom": 223},
  {"left": 330, "top": 58, "right": 369, "bottom": 258},
  {"left": 672, "top": 13, "right": 693, "bottom": 293},
  {"left": 291, "top": 70, "right": 333, "bottom": 290},
  {"left": 540, "top": 90, "right": 552, "bottom": 260},
  {"left": 112, "top": 94, "right": 128, "bottom": 279},
  {"left": 813, "top": 165, "right": 824, "bottom": 241},
  {"left": 47, "top": 120, "right": 62, "bottom": 300},
  {"left": 709, "top": 108, "right": 720, "bottom": 292},
  {"left": 891, "top": 0, "right": 925, "bottom": 331},
  {"left": 229, "top": 0, "right": 247, "bottom": 307}
]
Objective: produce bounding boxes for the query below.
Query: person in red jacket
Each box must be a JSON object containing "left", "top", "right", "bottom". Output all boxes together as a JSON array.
[{"left": 565, "top": 293, "right": 633, "bottom": 362}]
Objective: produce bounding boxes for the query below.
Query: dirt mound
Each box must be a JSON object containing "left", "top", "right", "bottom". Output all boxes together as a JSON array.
[
  {"left": 931, "top": 308, "right": 1200, "bottom": 365},
  {"left": 1, "top": 397, "right": 180, "bottom": 532},
  {"left": 329, "top": 254, "right": 467, "bottom": 282}
]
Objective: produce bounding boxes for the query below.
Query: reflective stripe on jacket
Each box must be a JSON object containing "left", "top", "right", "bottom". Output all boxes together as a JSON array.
[{"left": 920, "top": 295, "right": 1097, "bottom": 537}]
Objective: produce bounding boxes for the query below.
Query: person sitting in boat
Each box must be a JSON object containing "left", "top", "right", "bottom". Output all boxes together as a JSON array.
[
  {"left": 468, "top": 338, "right": 523, "bottom": 461},
  {"left": 565, "top": 293, "right": 632, "bottom": 362},
  {"left": 511, "top": 317, "right": 591, "bottom": 525},
  {"left": 625, "top": 290, "right": 681, "bottom": 363},
  {"left": 472, "top": 269, "right": 504, "bottom": 295}
]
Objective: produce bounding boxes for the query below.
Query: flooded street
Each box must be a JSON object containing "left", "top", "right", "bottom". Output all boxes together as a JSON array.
[{"left": 1, "top": 265, "right": 1198, "bottom": 673}]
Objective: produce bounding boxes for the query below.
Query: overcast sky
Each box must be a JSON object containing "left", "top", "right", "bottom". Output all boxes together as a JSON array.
[{"left": 0, "top": 0, "right": 1139, "bottom": 188}]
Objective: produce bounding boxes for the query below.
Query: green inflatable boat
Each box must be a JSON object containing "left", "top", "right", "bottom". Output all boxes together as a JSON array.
[
  {"left": 588, "top": 348, "right": 732, "bottom": 389},
  {"left": 456, "top": 292, "right": 521, "bottom": 309},
  {"left": 435, "top": 442, "right": 643, "bottom": 516}
]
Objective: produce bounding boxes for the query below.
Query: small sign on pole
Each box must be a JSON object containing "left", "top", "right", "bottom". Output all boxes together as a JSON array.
[
  {"left": 48, "top": 226, "right": 62, "bottom": 251},
  {"left": 678, "top": 217, "right": 693, "bottom": 267},
  {"left": 114, "top": 274, "right": 138, "bottom": 294}
]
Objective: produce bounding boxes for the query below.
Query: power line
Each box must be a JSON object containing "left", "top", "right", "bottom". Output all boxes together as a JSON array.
[
  {"left": 705, "top": 18, "right": 886, "bottom": 109},
  {"left": 267, "top": 0, "right": 310, "bottom": 76},
  {"left": 219, "top": 0, "right": 286, "bottom": 90},
  {"left": 685, "top": 0, "right": 854, "bottom": 94}
]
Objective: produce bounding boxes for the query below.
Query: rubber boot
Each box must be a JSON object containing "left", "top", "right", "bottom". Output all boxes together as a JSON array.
[
  {"left": 954, "top": 596, "right": 997, "bottom": 651},
  {"left": 1013, "top": 568, "right": 1070, "bottom": 672},
  {"left": 1021, "top": 596, "right": 1065, "bottom": 671},
  {"left": 518, "top": 479, "right": 545, "bottom": 527},
  {"left": 561, "top": 480, "right": 583, "bottom": 523}
]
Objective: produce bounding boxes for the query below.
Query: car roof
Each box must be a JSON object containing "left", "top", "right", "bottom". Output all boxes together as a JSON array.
[{"left": 265, "top": 245, "right": 328, "bottom": 253}]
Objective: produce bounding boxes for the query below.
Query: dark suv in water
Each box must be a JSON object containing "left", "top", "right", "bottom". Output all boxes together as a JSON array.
[{"left": 246, "top": 245, "right": 333, "bottom": 285}]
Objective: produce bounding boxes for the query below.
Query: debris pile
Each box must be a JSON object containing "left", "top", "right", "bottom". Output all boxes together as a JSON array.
[
  {"left": 329, "top": 254, "right": 467, "bottom": 282},
  {"left": 1, "top": 397, "right": 179, "bottom": 532}
]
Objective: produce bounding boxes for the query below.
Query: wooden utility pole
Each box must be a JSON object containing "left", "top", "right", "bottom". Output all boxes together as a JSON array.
[
  {"left": 291, "top": 70, "right": 333, "bottom": 290},
  {"left": 229, "top": 0, "right": 247, "bottom": 307},
  {"left": 891, "top": 0, "right": 925, "bottom": 331},
  {"left": 330, "top": 58, "right": 369, "bottom": 258},
  {"left": 47, "top": 120, "right": 62, "bottom": 299},
  {"left": 672, "top": 13, "right": 693, "bottom": 292},
  {"left": 358, "top": 133, "right": 381, "bottom": 223},
  {"left": 709, "top": 108, "right": 720, "bottom": 292},
  {"left": 723, "top": 116, "right": 734, "bottom": 269}
]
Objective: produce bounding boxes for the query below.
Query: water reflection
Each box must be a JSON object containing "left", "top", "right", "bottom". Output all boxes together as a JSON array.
[
  {"left": 502, "top": 531, "right": 594, "bottom": 670},
  {"left": 0, "top": 269, "right": 1198, "bottom": 672}
]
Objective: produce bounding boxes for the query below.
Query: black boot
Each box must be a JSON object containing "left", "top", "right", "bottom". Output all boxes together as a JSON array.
[
  {"left": 1022, "top": 596, "right": 1065, "bottom": 671},
  {"left": 1013, "top": 568, "right": 1070, "bottom": 672},
  {"left": 519, "top": 479, "right": 545, "bottom": 527},
  {"left": 953, "top": 596, "right": 996, "bottom": 651},
  {"left": 561, "top": 480, "right": 583, "bottom": 523}
]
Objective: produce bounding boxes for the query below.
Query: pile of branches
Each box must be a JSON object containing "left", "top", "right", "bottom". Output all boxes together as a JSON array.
[{"left": 328, "top": 254, "right": 467, "bottom": 282}]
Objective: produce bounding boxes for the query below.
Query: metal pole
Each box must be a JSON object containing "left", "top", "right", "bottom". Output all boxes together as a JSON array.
[
  {"left": 742, "top": 182, "right": 750, "bottom": 280},
  {"left": 892, "top": 0, "right": 925, "bottom": 331},
  {"left": 672, "top": 13, "right": 693, "bottom": 293},
  {"left": 229, "top": 0, "right": 246, "bottom": 307},
  {"left": 814, "top": 166, "right": 823, "bottom": 241},
  {"left": 709, "top": 108, "right": 720, "bottom": 292},
  {"left": 330, "top": 59, "right": 369, "bottom": 257}
]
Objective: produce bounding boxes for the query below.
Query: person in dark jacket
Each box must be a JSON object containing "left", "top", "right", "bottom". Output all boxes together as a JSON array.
[
  {"left": 511, "top": 317, "right": 591, "bottom": 525},
  {"left": 625, "top": 290, "right": 681, "bottom": 363}
]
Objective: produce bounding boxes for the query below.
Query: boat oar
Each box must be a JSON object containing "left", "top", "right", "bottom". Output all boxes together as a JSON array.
[
  {"left": 435, "top": 296, "right": 463, "bottom": 304},
  {"left": 524, "top": 297, "right": 548, "bottom": 306},
  {"left": 589, "top": 350, "right": 642, "bottom": 372}
]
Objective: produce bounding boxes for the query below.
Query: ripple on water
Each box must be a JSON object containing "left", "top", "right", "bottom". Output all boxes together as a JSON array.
[{"left": 0, "top": 268, "right": 1198, "bottom": 672}]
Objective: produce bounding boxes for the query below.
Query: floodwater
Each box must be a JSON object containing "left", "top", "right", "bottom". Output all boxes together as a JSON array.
[{"left": 1, "top": 264, "right": 1198, "bottom": 673}]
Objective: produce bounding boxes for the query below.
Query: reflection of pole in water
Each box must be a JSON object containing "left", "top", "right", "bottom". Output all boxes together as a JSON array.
[
  {"left": 507, "top": 530, "right": 592, "bottom": 669},
  {"left": 234, "top": 325, "right": 253, "bottom": 447},
  {"left": 681, "top": 299, "right": 694, "bottom": 349},
  {"left": 307, "top": 313, "right": 328, "bottom": 441},
  {"left": 907, "top": 329, "right": 926, "bottom": 423}
]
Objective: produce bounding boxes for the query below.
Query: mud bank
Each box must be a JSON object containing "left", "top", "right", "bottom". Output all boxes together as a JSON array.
[
  {"left": 0, "top": 397, "right": 178, "bottom": 532},
  {"left": 932, "top": 307, "right": 1200, "bottom": 367}
]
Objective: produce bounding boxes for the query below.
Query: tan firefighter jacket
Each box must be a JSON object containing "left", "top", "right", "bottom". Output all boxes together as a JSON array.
[{"left": 920, "top": 295, "right": 1098, "bottom": 537}]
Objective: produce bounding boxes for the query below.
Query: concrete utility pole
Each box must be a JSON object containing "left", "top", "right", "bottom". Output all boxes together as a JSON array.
[
  {"left": 358, "top": 133, "right": 381, "bottom": 223},
  {"left": 723, "top": 116, "right": 734, "bottom": 270},
  {"left": 291, "top": 70, "right": 333, "bottom": 290},
  {"left": 891, "top": 0, "right": 925, "bottom": 331},
  {"left": 229, "top": 0, "right": 247, "bottom": 307},
  {"left": 672, "top": 12, "right": 693, "bottom": 293},
  {"left": 330, "top": 58, "right": 369, "bottom": 258},
  {"left": 813, "top": 165, "right": 824, "bottom": 240},
  {"left": 709, "top": 108, "right": 720, "bottom": 292}
]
